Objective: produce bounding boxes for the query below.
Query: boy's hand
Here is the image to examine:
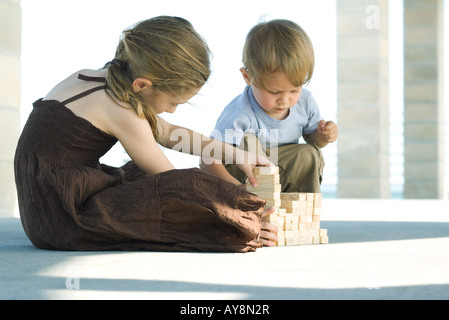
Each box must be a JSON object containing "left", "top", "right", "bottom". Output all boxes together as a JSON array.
[
  {"left": 237, "top": 153, "right": 274, "bottom": 188},
  {"left": 317, "top": 120, "right": 338, "bottom": 144}
]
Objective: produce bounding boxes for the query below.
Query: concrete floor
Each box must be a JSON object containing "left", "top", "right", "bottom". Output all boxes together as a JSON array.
[{"left": 1, "top": 199, "right": 449, "bottom": 300}]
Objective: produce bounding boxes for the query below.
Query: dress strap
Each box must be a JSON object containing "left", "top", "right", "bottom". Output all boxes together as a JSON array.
[
  {"left": 77, "top": 73, "right": 107, "bottom": 83},
  {"left": 60, "top": 74, "right": 107, "bottom": 105}
]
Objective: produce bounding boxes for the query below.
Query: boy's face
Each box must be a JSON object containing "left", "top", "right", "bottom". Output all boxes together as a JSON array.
[{"left": 241, "top": 69, "right": 302, "bottom": 120}]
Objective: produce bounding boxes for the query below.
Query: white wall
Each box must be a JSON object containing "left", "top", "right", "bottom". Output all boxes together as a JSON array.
[{"left": 21, "top": 0, "right": 448, "bottom": 198}]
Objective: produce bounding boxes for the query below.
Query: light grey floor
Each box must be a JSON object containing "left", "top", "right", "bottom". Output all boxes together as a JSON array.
[{"left": 1, "top": 199, "right": 448, "bottom": 300}]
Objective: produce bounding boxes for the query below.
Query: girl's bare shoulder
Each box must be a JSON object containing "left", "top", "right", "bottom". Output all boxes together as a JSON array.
[{"left": 43, "top": 69, "right": 107, "bottom": 101}]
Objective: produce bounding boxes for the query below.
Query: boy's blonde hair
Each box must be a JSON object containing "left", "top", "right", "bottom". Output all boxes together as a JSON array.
[
  {"left": 242, "top": 19, "right": 314, "bottom": 89},
  {"left": 106, "top": 16, "right": 211, "bottom": 139}
]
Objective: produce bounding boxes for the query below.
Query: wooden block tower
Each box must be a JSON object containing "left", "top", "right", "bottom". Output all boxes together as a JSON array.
[{"left": 247, "top": 167, "right": 329, "bottom": 246}]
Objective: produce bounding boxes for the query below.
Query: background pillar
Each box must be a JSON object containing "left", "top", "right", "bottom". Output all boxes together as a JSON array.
[
  {"left": 403, "top": 0, "right": 445, "bottom": 199},
  {"left": 337, "top": 0, "right": 391, "bottom": 198},
  {"left": 0, "top": 0, "right": 21, "bottom": 217}
]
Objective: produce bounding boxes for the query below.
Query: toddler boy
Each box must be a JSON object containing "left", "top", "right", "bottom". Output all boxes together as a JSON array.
[{"left": 204, "top": 19, "right": 338, "bottom": 193}]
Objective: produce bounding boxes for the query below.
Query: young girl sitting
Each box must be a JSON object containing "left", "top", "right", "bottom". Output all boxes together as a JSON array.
[{"left": 14, "top": 16, "right": 278, "bottom": 252}]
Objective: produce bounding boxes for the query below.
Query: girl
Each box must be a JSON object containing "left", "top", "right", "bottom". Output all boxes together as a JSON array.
[{"left": 14, "top": 16, "right": 277, "bottom": 252}]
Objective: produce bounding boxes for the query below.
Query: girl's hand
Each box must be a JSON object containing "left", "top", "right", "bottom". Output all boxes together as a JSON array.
[{"left": 256, "top": 207, "right": 279, "bottom": 247}]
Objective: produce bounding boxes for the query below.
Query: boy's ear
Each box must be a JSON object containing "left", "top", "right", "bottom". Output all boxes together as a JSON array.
[
  {"left": 132, "top": 77, "right": 153, "bottom": 92},
  {"left": 240, "top": 68, "right": 252, "bottom": 86}
]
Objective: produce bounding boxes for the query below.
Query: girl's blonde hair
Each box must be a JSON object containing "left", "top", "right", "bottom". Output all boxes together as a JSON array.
[
  {"left": 106, "top": 16, "right": 211, "bottom": 139},
  {"left": 242, "top": 19, "right": 314, "bottom": 89}
]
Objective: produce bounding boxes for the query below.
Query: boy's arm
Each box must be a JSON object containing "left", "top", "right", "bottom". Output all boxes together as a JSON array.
[{"left": 303, "top": 120, "right": 338, "bottom": 148}]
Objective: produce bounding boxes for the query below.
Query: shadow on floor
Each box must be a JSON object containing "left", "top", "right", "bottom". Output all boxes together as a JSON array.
[
  {"left": 7, "top": 276, "right": 449, "bottom": 300},
  {"left": 1, "top": 218, "right": 449, "bottom": 300},
  {"left": 320, "top": 221, "right": 449, "bottom": 243}
]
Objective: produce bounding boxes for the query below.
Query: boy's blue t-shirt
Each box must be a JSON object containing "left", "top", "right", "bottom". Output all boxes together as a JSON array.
[{"left": 211, "top": 86, "right": 322, "bottom": 147}]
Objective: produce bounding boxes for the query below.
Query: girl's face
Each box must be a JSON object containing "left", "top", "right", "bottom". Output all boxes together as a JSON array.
[
  {"left": 242, "top": 70, "right": 302, "bottom": 120},
  {"left": 140, "top": 86, "right": 200, "bottom": 114}
]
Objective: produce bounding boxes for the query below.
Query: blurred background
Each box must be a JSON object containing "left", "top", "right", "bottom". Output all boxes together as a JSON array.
[{"left": 0, "top": 0, "right": 448, "bottom": 217}]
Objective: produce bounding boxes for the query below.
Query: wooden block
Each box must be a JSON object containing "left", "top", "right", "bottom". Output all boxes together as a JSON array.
[
  {"left": 280, "top": 199, "right": 299, "bottom": 208},
  {"left": 247, "top": 182, "right": 281, "bottom": 193},
  {"left": 313, "top": 222, "right": 320, "bottom": 230},
  {"left": 306, "top": 193, "right": 315, "bottom": 204},
  {"left": 305, "top": 222, "right": 315, "bottom": 229},
  {"left": 253, "top": 166, "right": 279, "bottom": 176},
  {"left": 252, "top": 175, "right": 280, "bottom": 186},
  {"left": 319, "top": 229, "right": 327, "bottom": 237},
  {"left": 277, "top": 231, "right": 285, "bottom": 246},
  {"left": 280, "top": 193, "right": 307, "bottom": 201},
  {"left": 252, "top": 191, "right": 280, "bottom": 200},
  {"left": 284, "top": 231, "right": 294, "bottom": 245},
  {"left": 278, "top": 216, "right": 286, "bottom": 231},
  {"left": 313, "top": 207, "right": 322, "bottom": 215},
  {"left": 285, "top": 215, "right": 299, "bottom": 230},
  {"left": 314, "top": 193, "right": 322, "bottom": 208},
  {"left": 248, "top": 171, "right": 281, "bottom": 194},
  {"left": 283, "top": 207, "right": 299, "bottom": 215},
  {"left": 305, "top": 237, "right": 313, "bottom": 245},
  {"left": 285, "top": 231, "right": 299, "bottom": 246},
  {"left": 299, "top": 237, "right": 313, "bottom": 245},
  {"left": 265, "top": 198, "right": 281, "bottom": 207},
  {"left": 264, "top": 216, "right": 285, "bottom": 232},
  {"left": 284, "top": 219, "right": 299, "bottom": 231},
  {"left": 286, "top": 224, "right": 299, "bottom": 231},
  {"left": 267, "top": 220, "right": 329, "bottom": 246},
  {"left": 256, "top": 173, "right": 280, "bottom": 181},
  {"left": 320, "top": 236, "right": 329, "bottom": 244},
  {"left": 306, "top": 207, "right": 314, "bottom": 216},
  {"left": 281, "top": 194, "right": 307, "bottom": 215},
  {"left": 280, "top": 193, "right": 297, "bottom": 200},
  {"left": 261, "top": 213, "right": 277, "bottom": 223},
  {"left": 305, "top": 194, "right": 313, "bottom": 213},
  {"left": 298, "top": 202, "right": 307, "bottom": 216},
  {"left": 299, "top": 229, "right": 313, "bottom": 238},
  {"left": 299, "top": 215, "right": 312, "bottom": 223},
  {"left": 312, "top": 215, "right": 320, "bottom": 223},
  {"left": 280, "top": 201, "right": 301, "bottom": 215}
]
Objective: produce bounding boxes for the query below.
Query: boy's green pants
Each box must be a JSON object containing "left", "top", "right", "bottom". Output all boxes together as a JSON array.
[{"left": 225, "top": 134, "right": 325, "bottom": 193}]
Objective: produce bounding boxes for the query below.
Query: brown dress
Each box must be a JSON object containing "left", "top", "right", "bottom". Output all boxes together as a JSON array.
[{"left": 14, "top": 74, "right": 265, "bottom": 252}]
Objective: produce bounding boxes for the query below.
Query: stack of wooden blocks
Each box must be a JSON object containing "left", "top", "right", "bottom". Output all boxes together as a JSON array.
[{"left": 247, "top": 166, "right": 329, "bottom": 246}]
